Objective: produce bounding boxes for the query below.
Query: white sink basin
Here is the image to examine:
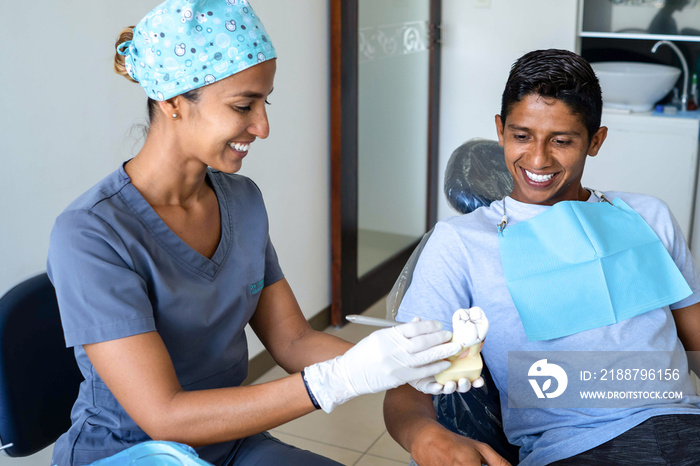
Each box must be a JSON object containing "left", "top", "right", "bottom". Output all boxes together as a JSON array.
[{"left": 591, "top": 61, "right": 681, "bottom": 112}]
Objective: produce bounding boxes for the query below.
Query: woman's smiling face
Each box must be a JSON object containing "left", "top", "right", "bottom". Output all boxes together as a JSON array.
[
  {"left": 175, "top": 59, "right": 277, "bottom": 174},
  {"left": 495, "top": 93, "right": 607, "bottom": 206}
]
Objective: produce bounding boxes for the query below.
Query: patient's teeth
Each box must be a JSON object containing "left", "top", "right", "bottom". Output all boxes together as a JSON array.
[{"left": 525, "top": 170, "right": 554, "bottom": 182}]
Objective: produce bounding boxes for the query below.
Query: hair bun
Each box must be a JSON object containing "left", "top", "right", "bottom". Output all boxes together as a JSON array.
[{"left": 114, "top": 26, "right": 138, "bottom": 83}]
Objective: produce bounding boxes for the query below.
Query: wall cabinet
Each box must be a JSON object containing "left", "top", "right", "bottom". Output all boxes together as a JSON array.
[
  {"left": 578, "top": 0, "right": 700, "bottom": 100},
  {"left": 580, "top": 0, "right": 700, "bottom": 43}
]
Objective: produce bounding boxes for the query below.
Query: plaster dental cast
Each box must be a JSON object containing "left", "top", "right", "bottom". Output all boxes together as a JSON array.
[
  {"left": 45, "top": 1, "right": 470, "bottom": 465},
  {"left": 433, "top": 308, "right": 489, "bottom": 386},
  {"left": 384, "top": 49, "right": 700, "bottom": 466}
]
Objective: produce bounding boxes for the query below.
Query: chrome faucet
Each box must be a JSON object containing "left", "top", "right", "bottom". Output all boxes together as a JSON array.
[{"left": 651, "top": 40, "right": 689, "bottom": 112}]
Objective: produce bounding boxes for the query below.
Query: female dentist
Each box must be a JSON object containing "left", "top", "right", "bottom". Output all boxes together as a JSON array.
[{"left": 46, "top": 1, "right": 465, "bottom": 465}]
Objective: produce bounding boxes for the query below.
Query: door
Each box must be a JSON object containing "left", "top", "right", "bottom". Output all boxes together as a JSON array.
[{"left": 331, "top": 0, "right": 441, "bottom": 325}]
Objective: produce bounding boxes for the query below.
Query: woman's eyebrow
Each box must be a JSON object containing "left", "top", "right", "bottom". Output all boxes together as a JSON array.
[{"left": 228, "top": 88, "right": 274, "bottom": 99}]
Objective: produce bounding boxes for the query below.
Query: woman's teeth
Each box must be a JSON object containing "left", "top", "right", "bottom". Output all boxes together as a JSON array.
[
  {"left": 525, "top": 170, "right": 554, "bottom": 182},
  {"left": 230, "top": 142, "right": 250, "bottom": 152}
]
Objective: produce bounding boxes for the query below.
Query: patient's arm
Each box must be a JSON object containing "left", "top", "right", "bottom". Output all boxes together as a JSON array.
[
  {"left": 672, "top": 301, "right": 700, "bottom": 375},
  {"left": 383, "top": 385, "right": 510, "bottom": 466}
]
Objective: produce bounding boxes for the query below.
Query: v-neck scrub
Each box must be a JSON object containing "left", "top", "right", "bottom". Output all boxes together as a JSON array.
[{"left": 47, "top": 165, "right": 284, "bottom": 465}]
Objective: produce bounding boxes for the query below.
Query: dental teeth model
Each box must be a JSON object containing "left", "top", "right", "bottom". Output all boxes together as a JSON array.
[{"left": 434, "top": 307, "right": 489, "bottom": 385}]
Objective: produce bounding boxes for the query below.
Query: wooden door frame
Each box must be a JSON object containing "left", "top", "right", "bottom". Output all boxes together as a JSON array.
[{"left": 330, "top": 0, "right": 441, "bottom": 326}]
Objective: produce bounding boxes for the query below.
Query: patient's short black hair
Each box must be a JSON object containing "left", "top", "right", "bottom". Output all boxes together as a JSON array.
[{"left": 500, "top": 49, "right": 603, "bottom": 140}]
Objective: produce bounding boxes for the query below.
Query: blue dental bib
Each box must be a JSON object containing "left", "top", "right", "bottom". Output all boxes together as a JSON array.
[{"left": 498, "top": 196, "right": 691, "bottom": 341}]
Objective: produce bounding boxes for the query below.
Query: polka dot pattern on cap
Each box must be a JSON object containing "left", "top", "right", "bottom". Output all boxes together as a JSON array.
[{"left": 117, "top": 0, "right": 276, "bottom": 101}]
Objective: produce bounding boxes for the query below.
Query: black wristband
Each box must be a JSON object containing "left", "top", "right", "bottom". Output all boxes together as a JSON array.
[{"left": 300, "top": 370, "right": 321, "bottom": 410}]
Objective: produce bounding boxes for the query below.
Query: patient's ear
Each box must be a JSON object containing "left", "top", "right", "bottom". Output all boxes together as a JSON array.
[
  {"left": 495, "top": 115, "right": 505, "bottom": 147},
  {"left": 587, "top": 126, "right": 608, "bottom": 157}
]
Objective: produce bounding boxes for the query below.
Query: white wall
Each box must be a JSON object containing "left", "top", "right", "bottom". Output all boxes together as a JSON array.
[
  {"left": 0, "top": 0, "right": 330, "bottom": 363},
  {"left": 0, "top": 2, "right": 145, "bottom": 296},
  {"left": 239, "top": 1, "right": 331, "bottom": 357},
  {"left": 438, "top": 0, "right": 579, "bottom": 220}
]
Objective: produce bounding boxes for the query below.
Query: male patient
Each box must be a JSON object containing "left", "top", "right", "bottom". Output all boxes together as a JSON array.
[{"left": 383, "top": 49, "right": 700, "bottom": 465}]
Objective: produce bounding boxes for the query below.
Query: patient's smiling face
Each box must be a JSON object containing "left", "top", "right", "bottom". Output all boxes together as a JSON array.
[{"left": 495, "top": 94, "right": 607, "bottom": 206}]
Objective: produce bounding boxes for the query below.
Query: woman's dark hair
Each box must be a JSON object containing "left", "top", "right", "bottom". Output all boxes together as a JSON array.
[
  {"left": 500, "top": 49, "right": 603, "bottom": 140},
  {"left": 114, "top": 26, "right": 203, "bottom": 124}
]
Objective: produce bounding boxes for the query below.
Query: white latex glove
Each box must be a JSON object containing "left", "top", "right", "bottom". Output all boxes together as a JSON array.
[
  {"left": 409, "top": 374, "right": 485, "bottom": 395},
  {"left": 304, "top": 318, "right": 462, "bottom": 412}
]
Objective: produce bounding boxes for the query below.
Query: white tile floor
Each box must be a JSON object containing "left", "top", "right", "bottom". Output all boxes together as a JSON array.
[{"left": 252, "top": 297, "right": 410, "bottom": 466}]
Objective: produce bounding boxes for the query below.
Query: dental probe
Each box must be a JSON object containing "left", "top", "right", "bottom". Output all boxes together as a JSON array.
[{"left": 345, "top": 315, "right": 398, "bottom": 327}]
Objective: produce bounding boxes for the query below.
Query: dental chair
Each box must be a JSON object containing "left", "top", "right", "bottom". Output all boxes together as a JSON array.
[
  {"left": 0, "top": 272, "right": 83, "bottom": 458},
  {"left": 386, "top": 138, "right": 520, "bottom": 464}
]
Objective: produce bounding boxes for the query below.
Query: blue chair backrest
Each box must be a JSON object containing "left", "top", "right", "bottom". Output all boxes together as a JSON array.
[{"left": 0, "top": 273, "right": 83, "bottom": 457}]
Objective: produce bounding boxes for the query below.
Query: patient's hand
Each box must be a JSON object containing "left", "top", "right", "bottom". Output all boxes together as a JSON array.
[{"left": 411, "top": 425, "right": 511, "bottom": 466}]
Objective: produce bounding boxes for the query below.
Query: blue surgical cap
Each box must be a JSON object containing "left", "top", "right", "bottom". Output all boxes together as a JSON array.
[{"left": 117, "top": 0, "right": 276, "bottom": 101}]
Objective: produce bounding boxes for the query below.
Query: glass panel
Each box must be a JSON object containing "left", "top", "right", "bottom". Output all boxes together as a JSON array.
[
  {"left": 357, "top": 0, "right": 431, "bottom": 278},
  {"left": 582, "top": 0, "right": 700, "bottom": 36}
]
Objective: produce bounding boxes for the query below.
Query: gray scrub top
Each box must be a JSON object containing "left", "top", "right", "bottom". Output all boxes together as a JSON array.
[{"left": 47, "top": 165, "right": 284, "bottom": 466}]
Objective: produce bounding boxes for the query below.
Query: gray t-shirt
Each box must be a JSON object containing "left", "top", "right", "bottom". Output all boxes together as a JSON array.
[
  {"left": 47, "top": 165, "right": 284, "bottom": 466},
  {"left": 397, "top": 191, "right": 700, "bottom": 466}
]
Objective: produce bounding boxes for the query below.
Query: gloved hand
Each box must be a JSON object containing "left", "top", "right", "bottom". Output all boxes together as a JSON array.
[
  {"left": 303, "top": 318, "right": 462, "bottom": 412},
  {"left": 409, "top": 374, "right": 485, "bottom": 395}
]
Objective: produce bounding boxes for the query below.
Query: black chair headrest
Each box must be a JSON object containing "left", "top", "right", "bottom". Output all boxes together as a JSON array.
[{"left": 444, "top": 138, "right": 513, "bottom": 214}]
